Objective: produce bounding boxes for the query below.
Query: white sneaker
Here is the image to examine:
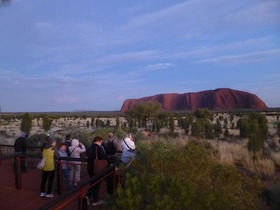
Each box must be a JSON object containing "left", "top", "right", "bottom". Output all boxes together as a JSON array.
[
  {"left": 85, "top": 196, "right": 90, "bottom": 206},
  {"left": 45, "top": 193, "right": 54, "bottom": 198},
  {"left": 40, "top": 192, "right": 46, "bottom": 197},
  {"left": 92, "top": 200, "right": 103, "bottom": 206},
  {"left": 97, "top": 200, "right": 103, "bottom": 205}
]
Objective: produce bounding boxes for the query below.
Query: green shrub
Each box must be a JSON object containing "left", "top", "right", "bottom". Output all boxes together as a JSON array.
[
  {"left": 105, "top": 140, "right": 261, "bottom": 210},
  {"left": 94, "top": 127, "right": 112, "bottom": 141},
  {"left": 114, "top": 127, "right": 126, "bottom": 140},
  {"left": 20, "top": 112, "right": 32, "bottom": 134},
  {"left": 27, "top": 134, "right": 49, "bottom": 147}
]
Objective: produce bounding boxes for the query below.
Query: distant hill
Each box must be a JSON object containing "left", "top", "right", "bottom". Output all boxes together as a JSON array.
[{"left": 121, "top": 88, "right": 268, "bottom": 112}]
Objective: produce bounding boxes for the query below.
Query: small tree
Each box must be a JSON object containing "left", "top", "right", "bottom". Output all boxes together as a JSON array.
[
  {"left": 169, "top": 114, "right": 175, "bottom": 134},
  {"left": 96, "top": 118, "right": 105, "bottom": 128},
  {"left": 180, "top": 115, "right": 192, "bottom": 135},
  {"left": 116, "top": 117, "right": 120, "bottom": 127},
  {"left": 106, "top": 119, "right": 111, "bottom": 127},
  {"left": 239, "top": 114, "right": 268, "bottom": 159},
  {"left": 191, "top": 119, "right": 204, "bottom": 138},
  {"left": 125, "top": 101, "right": 162, "bottom": 130},
  {"left": 191, "top": 109, "right": 214, "bottom": 138},
  {"left": 42, "top": 115, "right": 52, "bottom": 131},
  {"left": 20, "top": 112, "right": 32, "bottom": 134},
  {"left": 214, "top": 121, "right": 222, "bottom": 138},
  {"left": 91, "top": 117, "right": 95, "bottom": 127}
]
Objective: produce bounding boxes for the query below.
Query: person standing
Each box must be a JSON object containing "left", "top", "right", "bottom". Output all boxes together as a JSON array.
[
  {"left": 13, "top": 133, "right": 28, "bottom": 171},
  {"left": 87, "top": 136, "right": 109, "bottom": 206},
  {"left": 65, "top": 134, "right": 72, "bottom": 156},
  {"left": 57, "top": 143, "right": 71, "bottom": 187},
  {"left": 103, "top": 132, "right": 118, "bottom": 163},
  {"left": 121, "top": 133, "right": 136, "bottom": 164},
  {"left": 40, "top": 137, "right": 58, "bottom": 198},
  {"left": 68, "top": 139, "right": 86, "bottom": 187}
]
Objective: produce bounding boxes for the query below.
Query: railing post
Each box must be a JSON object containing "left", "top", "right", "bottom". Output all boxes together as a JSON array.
[
  {"left": 0, "top": 146, "right": 2, "bottom": 166},
  {"left": 15, "top": 156, "right": 21, "bottom": 190},
  {"left": 80, "top": 182, "right": 89, "bottom": 210},
  {"left": 81, "top": 195, "right": 88, "bottom": 210},
  {"left": 56, "top": 159, "right": 63, "bottom": 195}
]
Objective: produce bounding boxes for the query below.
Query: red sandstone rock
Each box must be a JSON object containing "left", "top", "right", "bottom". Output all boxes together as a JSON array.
[{"left": 121, "top": 88, "right": 268, "bottom": 112}]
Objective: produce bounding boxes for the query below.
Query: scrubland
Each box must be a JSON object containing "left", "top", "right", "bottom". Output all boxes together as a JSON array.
[{"left": 104, "top": 135, "right": 280, "bottom": 210}]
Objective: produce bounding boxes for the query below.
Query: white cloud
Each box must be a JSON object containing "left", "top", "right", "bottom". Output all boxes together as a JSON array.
[
  {"left": 123, "top": 0, "right": 280, "bottom": 41},
  {"left": 196, "top": 49, "right": 280, "bottom": 64},
  {"left": 146, "top": 62, "right": 174, "bottom": 70}
]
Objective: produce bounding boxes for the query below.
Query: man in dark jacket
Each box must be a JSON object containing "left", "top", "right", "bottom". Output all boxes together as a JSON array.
[
  {"left": 65, "top": 134, "right": 72, "bottom": 156},
  {"left": 14, "top": 133, "right": 28, "bottom": 171}
]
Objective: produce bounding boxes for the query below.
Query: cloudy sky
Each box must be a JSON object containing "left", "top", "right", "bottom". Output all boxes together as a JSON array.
[{"left": 0, "top": 0, "right": 280, "bottom": 112}]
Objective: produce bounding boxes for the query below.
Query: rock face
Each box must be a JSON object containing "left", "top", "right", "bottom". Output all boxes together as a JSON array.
[{"left": 121, "top": 88, "right": 268, "bottom": 112}]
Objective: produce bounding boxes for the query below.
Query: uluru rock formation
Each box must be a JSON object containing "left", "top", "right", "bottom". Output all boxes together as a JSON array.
[{"left": 121, "top": 88, "right": 268, "bottom": 112}]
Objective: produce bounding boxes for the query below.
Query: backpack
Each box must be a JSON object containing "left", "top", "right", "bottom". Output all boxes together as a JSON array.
[{"left": 105, "top": 140, "right": 117, "bottom": 155}]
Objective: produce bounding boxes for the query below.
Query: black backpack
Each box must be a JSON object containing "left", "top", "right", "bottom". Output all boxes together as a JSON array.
[{"left": 105, "top": 140, "right": 117, "bottom": 155}]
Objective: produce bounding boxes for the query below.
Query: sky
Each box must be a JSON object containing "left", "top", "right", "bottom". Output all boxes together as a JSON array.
[{"left": 0, "top": 0, "right": 280, "bottom": 112}]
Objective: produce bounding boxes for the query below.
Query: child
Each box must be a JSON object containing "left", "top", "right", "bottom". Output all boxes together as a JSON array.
[{"left": 58, "top": 143, "right": 70, "bottom": 187}]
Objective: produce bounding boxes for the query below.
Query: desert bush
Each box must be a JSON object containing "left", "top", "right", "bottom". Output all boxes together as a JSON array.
[
  {"left": 113, "top": 127, "right": 126, "bottom": 140},
  {"left": 106, "top": 140, "right": 260, "bottom": 210},
  {"left": 134, "top": 130, "right": 149, "bottom": 141},
  {"left": 93, "top": 127, "right": 112, "bottom": 141},
  {"left": 27, "top": 133, "right": 49, "bottom": 147}
]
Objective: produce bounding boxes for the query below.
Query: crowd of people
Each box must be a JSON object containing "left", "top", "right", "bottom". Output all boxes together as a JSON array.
[{"left": 13, "top": 131, "right": 136, "bottom": 206}]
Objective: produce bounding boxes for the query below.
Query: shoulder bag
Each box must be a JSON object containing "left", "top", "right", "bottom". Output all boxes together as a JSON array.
[
  {"left": 93, "top": 146, "right": 109, "bottom": 175},
  {"left": 37, "top": 148, "right": 51, "bottom": 169},
  {"left": 124, "top": 140, "right": 135, "bottom": 153}
]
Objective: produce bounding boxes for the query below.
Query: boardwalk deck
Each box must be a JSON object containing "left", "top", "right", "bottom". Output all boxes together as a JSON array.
[{"left": 0, "top": 159, "right": 104, "bottom": 210}]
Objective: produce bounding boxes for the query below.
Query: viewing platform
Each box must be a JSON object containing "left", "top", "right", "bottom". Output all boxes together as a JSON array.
[{"left": 0, "top": 145, "right": 120, "bottom": 210}]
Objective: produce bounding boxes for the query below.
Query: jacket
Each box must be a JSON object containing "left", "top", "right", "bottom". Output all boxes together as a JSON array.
[
  {"left": 42, "top": 147, "right": 55, "bottom": 171},
  {"left": 87, "top": 143, "right": 108, "bottom": 177},
  {"left": 68, "top": 139, "right": 86, "bottom": 165}
]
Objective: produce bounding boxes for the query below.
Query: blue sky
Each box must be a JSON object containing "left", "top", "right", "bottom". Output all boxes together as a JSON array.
[{"left": 0, "top": 0, "right": 280, "bottom": 112}]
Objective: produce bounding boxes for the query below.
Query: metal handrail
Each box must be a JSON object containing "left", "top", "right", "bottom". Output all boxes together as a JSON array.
[
  {"left": 38, "top": 163, "right": 120, "bottom": 210},
  {"left": 13, "top": 154, "right": 89, "bottom": 190}
]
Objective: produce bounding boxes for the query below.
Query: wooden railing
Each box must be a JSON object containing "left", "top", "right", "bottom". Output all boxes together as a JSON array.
[
  {"left": 38, "top": 163, "right": 120, "bottom": 210},
  {"left": 0, "top": 144, "right": 42, "bottom": 165},
  {"left": 2, "top": 144, "right": 123, "bottom": 210}
]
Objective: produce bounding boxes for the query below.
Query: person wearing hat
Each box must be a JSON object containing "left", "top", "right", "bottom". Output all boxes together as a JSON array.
[{"left": 39, "top": 136, "right": 58, "bottom": 198}]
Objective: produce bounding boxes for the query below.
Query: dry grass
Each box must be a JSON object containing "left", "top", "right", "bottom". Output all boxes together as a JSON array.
[
  {"left": 254, "top": 158, "right": 275, "bottom": 179},
  {"left": 141, "top": 136, "right": 278, "bottom": 179},
  {"left": 208, "top": 140, "right": 250, "bottom": 165},
  {"left": 270, "top": 151, "right": 280, "bottom": 167},
  {"left": 208, "top": 140, "right": 276, "bottom": 179}
]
